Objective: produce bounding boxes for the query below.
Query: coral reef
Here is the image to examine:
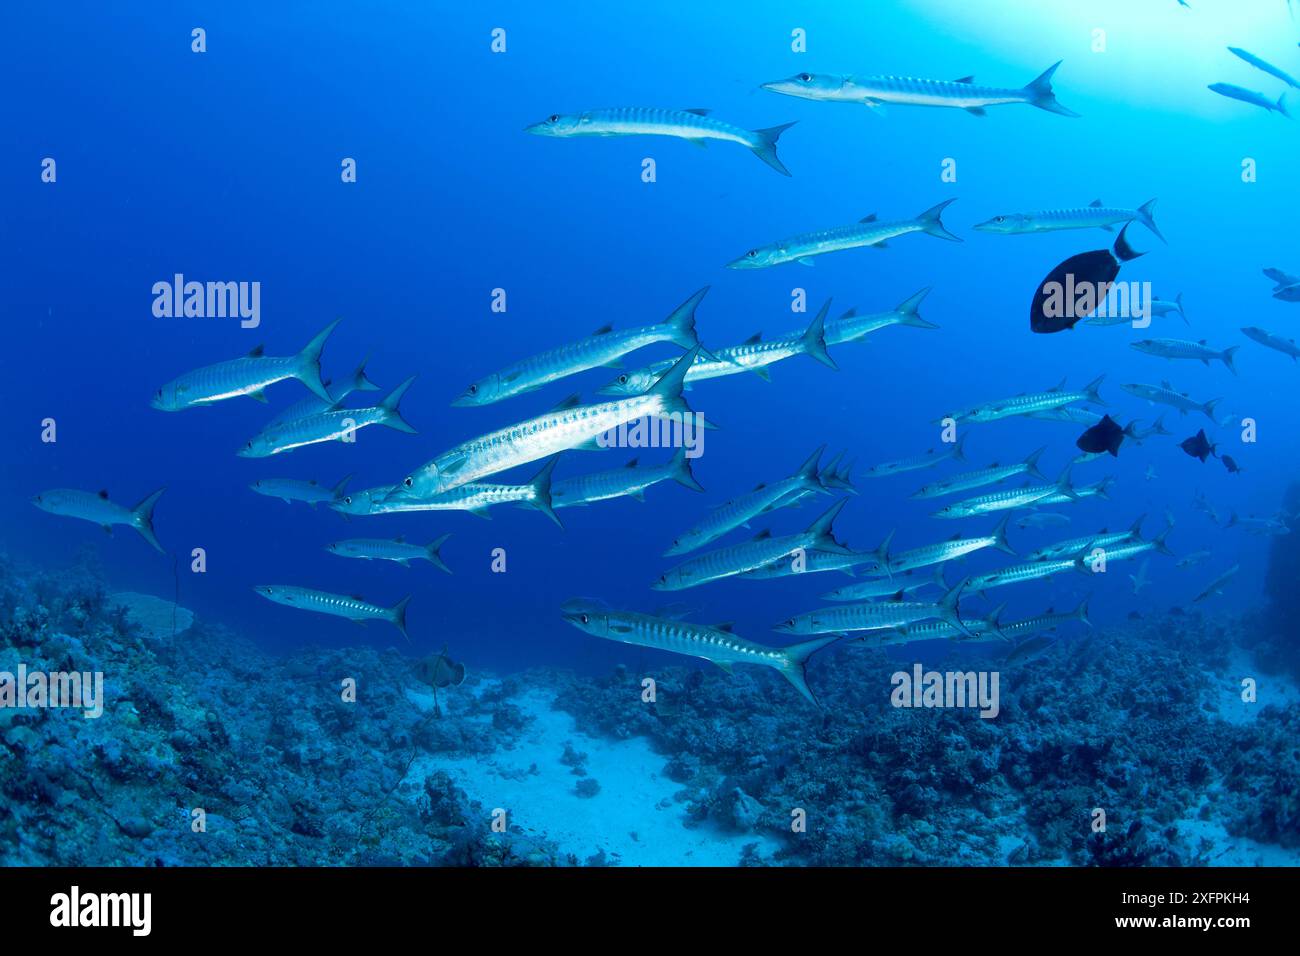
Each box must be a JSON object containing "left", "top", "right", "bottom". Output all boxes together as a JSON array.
[{"left": 1, "top": 552, "right": 1296, "bottom": 867}]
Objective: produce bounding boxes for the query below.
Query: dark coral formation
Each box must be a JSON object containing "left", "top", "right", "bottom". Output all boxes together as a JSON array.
[
  {"left": 553, "top": 613, "right": 1300, "bottom": 865},
  {"left": 2, "top": 552, "right": 1297, "bottom": 866},
  {"left": 0, "top": 554, "right": 559, "bottom": 866}
]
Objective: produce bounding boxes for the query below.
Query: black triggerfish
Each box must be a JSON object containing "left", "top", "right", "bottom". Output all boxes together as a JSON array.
[{"left": 1030, "top": 225, "right": 1145, "bottom": 333}]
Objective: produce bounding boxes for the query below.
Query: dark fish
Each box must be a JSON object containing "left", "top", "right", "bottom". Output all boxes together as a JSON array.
[
  {"left": 1222, "top": 455, "right": 1242, "bottom": 474},
  {"left": 1076, "top": 414, "right": 1132, "bottom": 457},
  {"left": 1179, "top": 430, "right": 1218, "bottom": 463},
  {"left": 1127, "top": 610, "right": 1143, "bottom": 621},
  {"left": 416, "top": 645, "right": 466, "bottom": 688},
  {"left": 1030, "top": 225, "right": 1145, "bottom": 333}
]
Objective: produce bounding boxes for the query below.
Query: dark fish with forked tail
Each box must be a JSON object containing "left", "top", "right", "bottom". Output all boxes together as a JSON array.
[{"left": 1030, "top": 225, "right": 1144, "bottom": 333}]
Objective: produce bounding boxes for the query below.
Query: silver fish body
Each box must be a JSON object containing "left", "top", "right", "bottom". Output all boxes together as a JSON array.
[
  {"left": 32, "top": 487, "right": 166, "bottom": 554},
  {"left": 253, "top": 585, "right": 411, "bottom": 640}
]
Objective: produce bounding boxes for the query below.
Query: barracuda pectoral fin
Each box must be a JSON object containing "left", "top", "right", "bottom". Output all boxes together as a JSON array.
[
  {"left": 752, "top": 368, "right": 772, "bottom": 382},
  {"left": 468, "top": 508, "right": 492, "bottom": 520},
  {"left": 795, "top": 257, "right": 816, "bottom": 266},
  {"left": 711, "top": 660, "right": 734, "bottom": 673},
  {"left": 249, "top": 389, "right": 269, "bottom": 403},
  {"left": 964, "top": 107, "right": 987, "bottom": 116},
  {"left": 685, "top": 138, "right": 708, "bottom": 149}
]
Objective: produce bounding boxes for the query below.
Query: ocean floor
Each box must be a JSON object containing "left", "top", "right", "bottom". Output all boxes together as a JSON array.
[
  {"left": 1, "top": 554, "right": 1298, "bottom": 867},
  {"left": 407, "top": 683, "right": 780, "bottom": 866}
]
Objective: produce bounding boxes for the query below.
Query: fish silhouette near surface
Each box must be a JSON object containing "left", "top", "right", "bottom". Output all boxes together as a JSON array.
[{"left": 1029, "top": 225, "right": 1145, "bottom": 333}]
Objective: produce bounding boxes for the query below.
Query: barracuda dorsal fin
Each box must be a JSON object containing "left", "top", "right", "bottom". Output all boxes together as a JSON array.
[
  {"left": 624, "top": 458, "right": 639, "bottom": 468},
  {"left": 1090, "top": 199, "right": 1103, "bottom": 207},
  {"left": 248, "top": 344, "right": 264, "bottom": 357},
  {"left": 549, "top": 393, "right": 582, "bottom": 412},
  {"left": 954, "top": 75, "right": 975, "bottom": 83},
  {"left": 743, "top": 332, "right": 763, "bottom": 345},
  {"left": 860, "top": 213, "right": 878, "bottom": 223},
  {"left": 591, "top": 324, "right": 613, "bottom": 336},
  {"left": 752, "top": 529, "right": 772, "bottom": 541},
  {"left": 683, "top": 108, "right": 712, "bottom": 116},
  {"left": 715, "top": 622, "right": 735, "bottom": 632},
  {"left": 98, "top": 489, "right": 109, "bottom": 499},
  {"left": 394, "top": 534, "right": 405, "bottom": 542}
]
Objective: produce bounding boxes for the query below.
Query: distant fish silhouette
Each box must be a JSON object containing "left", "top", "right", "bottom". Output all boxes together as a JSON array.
[
  {"left": 1222, "top": 455, "right": 1243, "bottom": 474},
  {"left": 1075, "top": 414, "right": 1133, "bottom": 457},
  {"left": 1179, "top": 430, "right": 1218, "bottom": 462},
  {"left": 1030, "top": 225, "right": 1144, "bottom": 333}
]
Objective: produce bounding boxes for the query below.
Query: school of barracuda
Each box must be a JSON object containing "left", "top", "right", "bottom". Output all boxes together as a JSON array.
[{"left": 33, "top": 47, "right": 1288, "bottom": 708}]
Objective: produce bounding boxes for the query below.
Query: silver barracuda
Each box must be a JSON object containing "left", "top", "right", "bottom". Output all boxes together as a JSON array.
[
  {"left": 597, "top": 301, "right": 838, "bottom": 396},
  {"left": 453, "top": 288, "right": 709, "bottom": 406},
  {"left": 820, "top": 563, "right": 947, "bottom": 602},
  {"left": 370, "top": 459, "right": 561, "bottom": 527},
  {"left": 1080, "top": 526, "right": 1173, "bottom": 566},
  {"left": 1131, "top": 338, "right": 1238, "bottom": 374},
  {"left": 865, "top": 434, "right": 967, "bottom": 478},
  {"left": 826, "top": 288, "right": 937, "bottom": 344},
  {"left": 153, "top": 320, "right": 339, "bottom": 410},
  {"left": 1120, "top": 381, "right": 1221, "bottom": 421},
  {"left": 975, "top": 198, "right": 1164, "bottom": 241},
  {"left": 552, "top": 448, "right": 704, "bottom": 508},
  {"left": 760, "top": 61, "right": 1078, "bottom": 116},
  {"left": 1228, "top": 46, "right": 1300, "bottom": 89},
  {"left": 1241, "top": 326, "right": 1300, "bottom": 362},
  {"left": 253, "top": 585, "right": 411, "bottom": 641},
  {"left": 250, "top": 474, "right": 353, "bottom": 508},
  {"left": 391, "top": 348, "right": 701, "bottom": 499},
  {"left": 525, "top": 108, "right": 797, "bottom": 176},
  {"left": 326, "top": 533, "right": 452, "bottom": 573},
  {"left": 740, "top": 532, "right": 892, "bottom": 581},
  {"left": 31, "top": 487, "right": 166, "bottom": 554},
  {"left": 727, "top": 199, "right": 960, "bottom": 270},
  {"left": 663, "top": 446, "right": 829, "bottom": 556},
  {"left": 966, "top": 556, "right": 1078, "bottom": 594},
  {"left": 1149, "top": 295, "right": 1188, "bottom": 323},
  {"left": 885, "top": 515, "right": 1015, "bottom": 573},
  {"left": 932, "top": 467, "right": 1077, "bottom": 519},
  {"left": 1208, "top": 82, "right": 1292, "bottom": 116},
  {"left": 238, "top": 377, "right": 417, "bottom": 457},
  {"left": 945, "top": 376, "right": 1105, "bottom": 424},
  {"left": 1033, "top": 475, "right": 1113, "bottom": 507},
  {"left": 654, "top": 499, "right": 853, "bottom": 591},
  {"left": 1226, "top": 512, "right": 1291, "bottom": 536},
  {"left": 560, "top": 601, "right": 838, "bottom": 705},
  {"left": 1194, "top": 565, "right": 1240, "bottom": 603},
  {"left": 1026, "top": 514, "right": 1146, "bottom": 561},
  {"left": 1026, "top": 407, "right": 1103, "bottom": 427},
  {"left": 262, "top": 358, "right": 379, "bottom": 430},
  {"left": 773, "top": 578, "right": 973, "bottom": 638},
  {"left": 882, "top": 604, "right": 1009, "bottom": 645},
  {"left": 911, "top": 448, "right": 1046, "bottom": 499},
  {"left": 985, "top": 600, "right": 1090, "bottom": 643}
]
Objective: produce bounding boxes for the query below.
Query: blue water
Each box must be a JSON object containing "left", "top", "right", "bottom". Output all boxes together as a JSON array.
[{"left": 4, "top": 0, "right": 1298, "bottom": 683}]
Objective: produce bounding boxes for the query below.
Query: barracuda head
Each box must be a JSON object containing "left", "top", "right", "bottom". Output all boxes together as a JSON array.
[
  {"left": 974, "top": 212, "right": 1034, "bottom": 234},
  {"left": 453, "top": 372, "right": 500, "bottom": 407},
  {"left": 597, "top": 367, "right": 658, "bottom": 397},
  {"left": 237, "top": 431, "right": 277, "bottom": 458},
  {"left": 560, "top": 598, "right": 612, "bottom": 635},
  {"left": 761, "top": 72, "right": 850, "bottom": 100},
  {"left": 151, "top": 381, "right": 187, "bottom": 411},
  {"left": 330, "top": 487, "right": 387, "bottom": 516},
  {"left": 525, "top": 112, "right": 583, "bottom": 136},
  {"left": 389, "top": 465, "right": 443, "bottom": 502},
  {"left": 726, "top": 243, "right": 784, "bottom": 270}
]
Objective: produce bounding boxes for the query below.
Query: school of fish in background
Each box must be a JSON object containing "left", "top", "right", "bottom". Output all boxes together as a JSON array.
[{"left": 31, "top": 22, "right": 1300, "bottom": 707}]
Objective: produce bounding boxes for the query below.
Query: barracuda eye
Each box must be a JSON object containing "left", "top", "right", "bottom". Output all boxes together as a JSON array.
[
  {"left": 343, "top": 496, "right": 352, "bottom": 505},
  {"left": 799, "top": 73, "right": 812, "bottom": 82},
  {"left": 784, "top": 619, "right": 795, "bottom": 628},
  {"left": 659, "top": 575, "right": 668, "bottom": 584},
  {"left": 403, "top": 477, "right": 413, "bottom": 488},
  {"left": 746, "top": 250, "right": 757, "bottom": 258},
  {"left": 994, "top": 216, "right": 1006, "bottom": 223},
  {"left": 580, "top": 614, "right": 589, "bottom": 625},
  {"left": 467, "top": 384, "right": 477, "bottom": 394},
  {"left": 548, "top": 114, "right": 560, "bottom": 123},
  {"left": 618, "top": 374, "right": 629, "bottom": 385}
]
